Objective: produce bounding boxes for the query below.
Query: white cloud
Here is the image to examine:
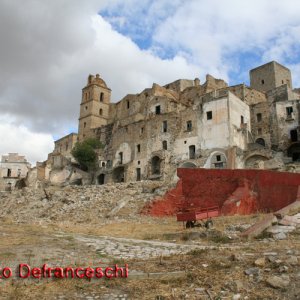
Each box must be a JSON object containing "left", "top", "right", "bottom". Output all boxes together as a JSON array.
[
  {"left": 151, "top": 0, "right": 300, "bottom": 79},
  {"left": 1, "top": 0, "right": 300, "bottom": 162},
  {"left": 103, "top": 0, "right": 300, "bottom": 83},
  {"left": 0, "top": 118, "right": 54, "bottom": 164}
]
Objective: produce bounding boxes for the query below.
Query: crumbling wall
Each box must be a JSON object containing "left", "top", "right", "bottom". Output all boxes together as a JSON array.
[
  {"left": 164, "top": 79, "right": 195, "bottom": 93},
  {"left": 250, "top": 101, "right": 271, "bottom": 147},
  {"left": 53, "top": 133, "right": 78, "bottom": 158},
  {"left": 274, "top": 100, "right": 300, "bottom": 151},
  {"left": 203, "top": 74, "right": 228, "bottom": 92},
  {"left": 228, "top": 84, "right": 267, "bottom": 105},
  {"left": 49, "top": 166, "right": 91, "bottom": 186}
]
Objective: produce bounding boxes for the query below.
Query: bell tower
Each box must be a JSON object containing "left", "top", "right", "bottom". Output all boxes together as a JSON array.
[{"left": 78, "top": 74, "right": 111, "bottom": 141}]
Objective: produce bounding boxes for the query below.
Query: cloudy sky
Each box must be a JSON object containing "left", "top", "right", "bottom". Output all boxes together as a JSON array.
[{"left": 1, "top": 0, "right": 300, "bottom": 164}]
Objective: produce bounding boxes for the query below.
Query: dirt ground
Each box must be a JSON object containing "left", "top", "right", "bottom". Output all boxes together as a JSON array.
[{"left": 0, "top": 213, "right": 299, "bottom": 300}]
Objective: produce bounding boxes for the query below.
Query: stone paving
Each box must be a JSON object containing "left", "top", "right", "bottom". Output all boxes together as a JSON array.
[
  {"left": 57, "top": 292, "right": 128, "bottom": 300},
  {"left": 72, "top": 233, "right": 208, "bottom": 259}
]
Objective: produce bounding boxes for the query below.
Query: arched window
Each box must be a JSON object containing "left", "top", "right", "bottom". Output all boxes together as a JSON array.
[
  {"left": 179, "top": 162, "right": 197, "bottom": 168},
  {"left": 255, "top": 138, "right": 265, "bottom": 147},
  {"left": 83, "top": 122, "right": 86, "bottom": 128},
  {"left": 99, "top": 108, "right": 103, "bottom": 115},
  {"left": 211, "top": 152, "right": 227, "bottom": 169},
  {"left": 100, "top": 92, "right": 104, "bottom": 102}
]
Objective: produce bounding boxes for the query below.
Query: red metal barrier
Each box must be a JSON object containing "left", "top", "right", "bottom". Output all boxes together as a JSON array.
[{"left": 144, "top": 169, "right": 300, "bottom": 217}]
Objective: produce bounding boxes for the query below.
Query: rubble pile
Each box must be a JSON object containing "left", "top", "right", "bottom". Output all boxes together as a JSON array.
[
  {"left": 0, "top": 181, "right": 168, "bottom": 224},
  {"left": 242, "top": 200, "right": 300, "bottom": 240},
  {"left": 266, "top": 213, "right": 300, "bottom": 240}
]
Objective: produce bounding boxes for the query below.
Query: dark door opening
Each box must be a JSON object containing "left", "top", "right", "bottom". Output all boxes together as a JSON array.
[
  {"left": 255, "top": 138, "right": 266, "bottom": 147},
  {"left": 98, "top": 174, "right": 105, "bottom": 185},
  {"left": 113, "top": 167, "right": 125, "bottom": 183},
  {"left": 151, "top": 156, "right": 161, "bottom": 175},
  {"left": 136, "top": 168, "right": 141, "bottom": 181},
  {"left": 288, "top": 143, "right": 300, "bottom": 161},
  {"left": 155, "top": 105, "right": 161, "bottom": 115},
  {"left": 189, "top": 145, "right": 196, "bottom": 159},
  {"left": 291, "top": 129, "right": 298, "bottom": 142},
  {"left": 292, "top": 153, "right": 300, "bottom": 161},
  {"left": 15, "top": 179, "right": 26, "bottom": 189}
]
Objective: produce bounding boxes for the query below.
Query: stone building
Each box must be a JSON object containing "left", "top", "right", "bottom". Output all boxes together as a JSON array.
[
  {"left": 250, "top": 61, "right": 292, "bottom": 92},
  {"left": 53, "top": 133, "right": 78, "bottom": 158},
  {"left": 46, "top": 61, "right": 300, "bottom": 185},
  {"left": 0, "top": 153, "right": 31, "bottom": 190}
]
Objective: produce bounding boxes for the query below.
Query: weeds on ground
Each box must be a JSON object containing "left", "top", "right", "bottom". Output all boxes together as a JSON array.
[
  {"left": 180, "top": 233, "right": 189, "bottom": 241},
  {"left": 255, "top": 230, "right": 273, "bottom": 240},
  {"left": 187, "top": 248, "right": 209, "bottom": 256}
]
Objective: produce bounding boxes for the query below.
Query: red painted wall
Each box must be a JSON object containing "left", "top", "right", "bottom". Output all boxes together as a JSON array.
[
  {"left": 144, "top": 169, "right": 300, "bottom": 216},
  {"left": 142, "top": 180, "right": 184, "bottom": 216}
]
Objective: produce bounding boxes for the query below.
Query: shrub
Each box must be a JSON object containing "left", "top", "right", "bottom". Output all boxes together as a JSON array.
[{"left": 71, "top": 138, "right": 104, "bottom": 171}]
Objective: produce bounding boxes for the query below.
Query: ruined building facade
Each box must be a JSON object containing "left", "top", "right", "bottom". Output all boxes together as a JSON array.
[
  {"left": 47, "top": 61, "right": 300, "bottom": 185},
  {"left": 0, "top": 153, "right": 31, "bottom": 190}
]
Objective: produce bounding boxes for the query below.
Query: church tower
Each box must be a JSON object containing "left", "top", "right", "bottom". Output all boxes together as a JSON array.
[{"left": 78, "top": 74, "right": 111, "bottom": 141}]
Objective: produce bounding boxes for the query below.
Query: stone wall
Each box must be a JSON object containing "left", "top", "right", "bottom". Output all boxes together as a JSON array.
[
  {"left": 46, "top": 61, "right": 300, "bottom": 186},
  {"left": 228, "top": 84, "right": 267, "bottom": 105},
  {"left": 274, "top": 100, "right": 300, "bottom": 151},
  {"left": 0, "top": 153, "right": 31, "bottom": 179},
  {"left": 53, "top": 133, "right": 77, "bottom": 157},
  {"left": 250, "top": 61, "right": 292, "bottom": 92},
  {"left": 250, "top": 101, "right": 271, "bottom": 147}
]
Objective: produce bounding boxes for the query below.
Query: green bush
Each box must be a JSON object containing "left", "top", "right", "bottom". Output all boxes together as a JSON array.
[{"left": 71, "top": 138, "right": 104, "bottom": 171}]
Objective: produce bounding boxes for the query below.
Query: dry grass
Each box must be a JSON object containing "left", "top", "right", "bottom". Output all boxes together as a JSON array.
[
  {"left": 0, "top": 214, "right": 299, "bottom": 299},
  {"left": 55, "top": 217, "right": 181, "bottom": 240},
  {"left": 52, "top": 214, "right": 261, "bottom": 242}
]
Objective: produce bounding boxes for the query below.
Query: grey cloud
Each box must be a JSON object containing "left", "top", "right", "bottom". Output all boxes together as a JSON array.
[
  {"left": 0, "top": 0, "right": 198, "bottom": 138},
  {"left": 2, "top": 0, "right": 300, "bottom": 143},
  {"left": 0, "top": 1, "right": 103, "bottom": 135}
]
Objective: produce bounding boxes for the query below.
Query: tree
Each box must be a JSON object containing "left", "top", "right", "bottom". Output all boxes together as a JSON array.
[
  {"left": 83, "top": 138, "right": 103, "bottom": 150},
  {"left": 71, "top": 138, "right": 104, "bottom": 171}
]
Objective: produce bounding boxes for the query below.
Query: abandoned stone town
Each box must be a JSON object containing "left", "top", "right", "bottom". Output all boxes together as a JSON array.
[
  {"left": 1, "top": 60, "right": 300, "bottom": 188},
  {"left": 43, "top": 60, "right": 300, "bottom": 185},
  {"left": 0, "top": 61, "right": 300, "bottom": 299}
]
